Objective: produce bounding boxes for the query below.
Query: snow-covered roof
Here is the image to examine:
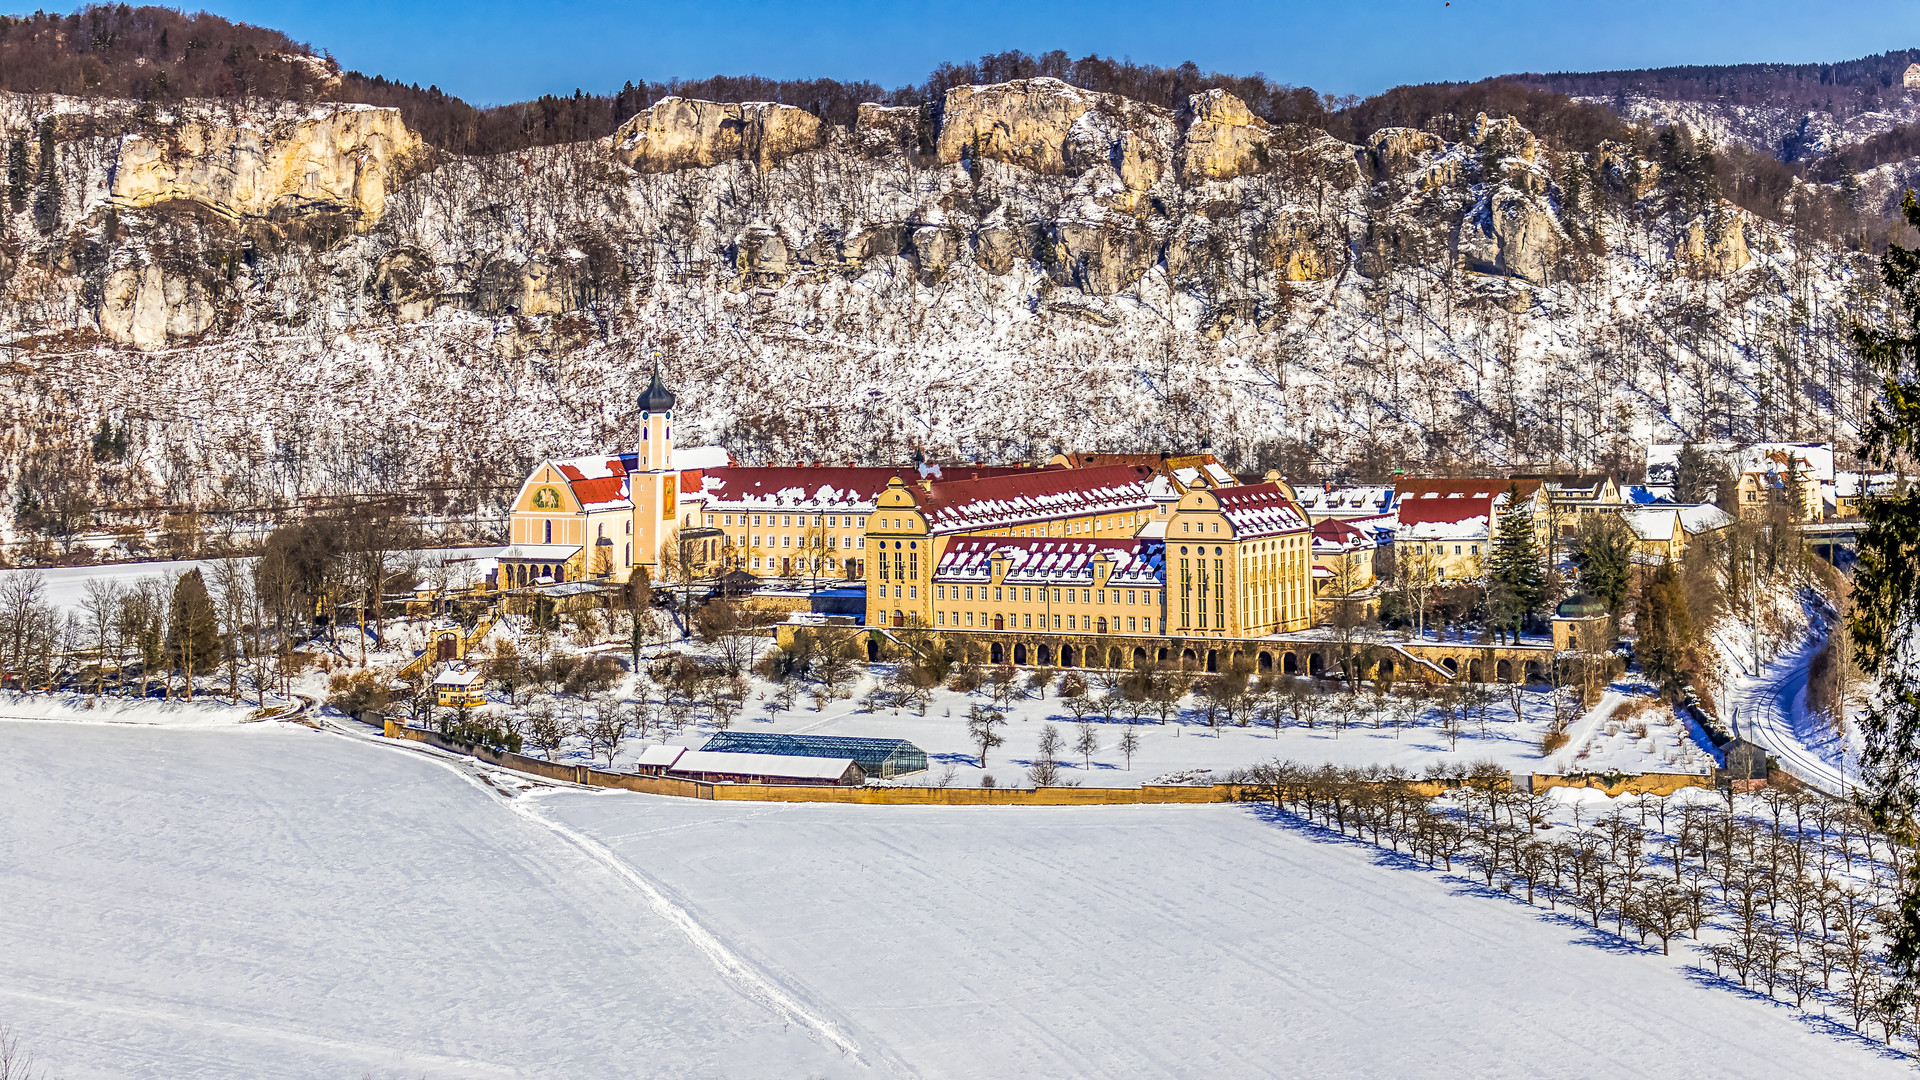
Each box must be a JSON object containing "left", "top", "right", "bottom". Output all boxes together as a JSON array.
[
  {"left": 920, "top": 464, "right": 1157, "bottom": 534},
  {"left": 1675, "top": 503, "right": 1733, "bottom": 535},
  {"left": 634, "top": 745, "right": 687, "bottom": 769},
  {"left": 699, "top": 467, "right": 900, "bottom": 509},
  {"left": 1647, "top": 442, "right": 1834, "bottom": 485},
  {"left": 666, "top": 750, "right": 857, "bottom": 781},
  {"left": 497, "top": 544, "right": 581, "bottom": 560},
  {"left": 934, "top": 537, "right": 1164, "bottom": 586},
  {"left": 1312, "top": 517, "right": 1377, "bottom": 552},
  {"left": 433, "top": 666, "right": 481, "bottom": 688},
  {"left": 1397, "top": 515, "right": 1490, "bottom": 543},
  {"left": 1212, "top": 483, "right": 1309, "bottom": 539},
  {"left": 1618, "top": 507, "right": 1677, "bottom": 542},
  {"left": 1297, "top": 485, "right": 1394, "bottom": 518}
]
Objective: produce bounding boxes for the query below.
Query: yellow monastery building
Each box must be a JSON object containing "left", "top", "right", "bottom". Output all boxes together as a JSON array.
[{"left": 502, "top": 371, "right": 1319, "bottom": 649}]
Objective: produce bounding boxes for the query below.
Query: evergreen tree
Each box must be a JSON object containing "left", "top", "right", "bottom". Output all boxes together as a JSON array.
[
  {"left": 1850, "top": 190, "right": 1920, "bottom": 997},
  {"left": 1672, "top": 441, "right": 1720, "bottom": 504},
  {"left": 1634, "top": 562, "right": 1693, "bottom": 699},
  {"left": 1488, "top": 491, "right": 1545, "bottom": 640},
  {"left": 32, "top": 118, "right": 60, "bottom": 235},
  {"left": 166, "top": 569, "right": 219, "bottom": 700},
  {"left": 7, "top": 134, "right": 27, "bottom": 213},
  {"left": 1569, "top": 514, "right": 1636, "bottom": 620}
]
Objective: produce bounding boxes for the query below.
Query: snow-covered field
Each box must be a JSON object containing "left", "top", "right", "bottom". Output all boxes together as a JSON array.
[
  {"left": 0, "top": 716, "right": 1896, "bottom": 1078},
  {"left": 508, "top": 656, "right": 1712, "bottom": 786}
]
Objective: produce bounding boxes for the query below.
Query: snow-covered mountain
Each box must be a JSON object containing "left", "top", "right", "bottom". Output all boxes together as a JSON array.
[{"left": 0, "top": 79, "right": 1879, "bottom": 552}]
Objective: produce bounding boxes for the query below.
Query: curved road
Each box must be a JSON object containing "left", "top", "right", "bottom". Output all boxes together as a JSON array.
[{"left": 1736, "top": 629, "right": 1852, "bottom": 798}]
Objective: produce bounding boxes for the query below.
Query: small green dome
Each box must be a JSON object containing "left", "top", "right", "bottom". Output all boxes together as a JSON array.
[{"left": 1556, "top": 593, "right": 1606, "bottom": 618}]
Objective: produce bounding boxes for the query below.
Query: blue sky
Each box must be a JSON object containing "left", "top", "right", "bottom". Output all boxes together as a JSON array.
[{"left": 208, "top": 0, "right": 1920, "bottom": 104}]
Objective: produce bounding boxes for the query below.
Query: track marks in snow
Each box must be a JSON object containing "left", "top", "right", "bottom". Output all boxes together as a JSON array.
[{"left": 336, "top": 726, "right": 882, "bottom": 1070}]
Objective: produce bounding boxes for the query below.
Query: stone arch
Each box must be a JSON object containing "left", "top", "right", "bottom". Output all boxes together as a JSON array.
[
  {"left": 1308, "top": 652, "right": 1326, "bottom": 676},
  {"left": 1132, "top": 646, "right": 1149, "bottom": 669},
  {"left": 1206, "top": 649, "right": 1220, "bottom": 673},
  {"left": 1525, "top": 660, "right": 1547, "bottom": 684},
  {"left": 1013, "top": 643, "right": 1029, "bottom": 665},
  {"left": 1442, "top": 657, "right": 1459, "bottom": 676},
  {"left": 866, "top": 637, "right": 880, "bottom": 662},
  {"left": 1036, "top": 643, "right": 1054, "bottom": 666},
  {"left": 1156, "top": 647, "right": 1171, "bottom": 664},
  {"left": 1377, "top": 657, "right": 1395, "bottom": 680},
  {"left": 1108, "top": 647, "right": 1123, "bottom": 669},
  {"left": 1496, "top": 658, "right": 1513, "bottom": 683},
  {"left": 1180, "top": 648, "right": 1198, "bottom": 670},
  {"left": 1060, "top": 644, "right": 1078, "bottom": 668},
  {"left": 1283, "top": 651, "right": 1299, "bottom": 674},
  {"left": 1257, "top": 650, "right": 1274, "bottom": 672},
  {"left": 990, "top": 641, "right": 1005, "bottom": 664},
  {"left": 1468, "top": 658, "right": 1485, "bottom": 683}
]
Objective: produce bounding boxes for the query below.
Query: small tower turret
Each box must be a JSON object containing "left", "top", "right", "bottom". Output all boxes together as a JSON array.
[{"left": 632, "top": 360, "right": 680, "bottom": 575}]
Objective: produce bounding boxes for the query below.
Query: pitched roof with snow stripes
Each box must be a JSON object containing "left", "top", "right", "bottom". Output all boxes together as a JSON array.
[
  {"left": 933, "top": 537, "right": 1165, "bottom": 586},
  {"left": 1211, "top": 482, "right": 1309, "bottom": 538},
  {"left": 919, "top": 464, "right": 1158, "bottom": 534}
]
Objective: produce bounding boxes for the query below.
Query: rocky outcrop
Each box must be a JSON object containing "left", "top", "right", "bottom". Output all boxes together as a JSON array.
[
  {"left": 1056, "top": 215, "right": 1158, "bottom": 295},
  {"left": 937, "top": 79, "right": 1098, "bottom": 174},
  {"left": 108, "top": 105, "right": 419, "bottom": 229},
  {"left": 1179, "top": 90, "right": 1275, "bottom": 182},
  {"left": 972, "top": 223, "right": 1021, "bottom": 274},
  {"left": 1674, "top": 210, "right": 1751, "bottom": 278},
  {"left": 1368, "top": 128, "right": 1445, "bottom": 174},
  {"left": 855, "top": 103, "right": 924, "bottom": 157},
  {"left": 98, "top": 263, "right": 218, "bottom": 348},
  {"left": 1458, "top": 189, "right": 1567, "bottom": 285},
  {"left": 1467, "top": 113, "right": 1538, "bottom": 162},
  {"left": 613, "top": 97, "right": 828, "bottom": 172}
]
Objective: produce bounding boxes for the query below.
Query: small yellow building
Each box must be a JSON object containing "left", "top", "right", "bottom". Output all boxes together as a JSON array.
[{"left": 432, "top": 664, "right": 486, "bottom": 709}]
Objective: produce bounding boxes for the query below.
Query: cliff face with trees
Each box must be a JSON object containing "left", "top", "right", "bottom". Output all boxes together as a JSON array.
[{"left": 0, "top": 8, "right": 1902, "bottom": 560}]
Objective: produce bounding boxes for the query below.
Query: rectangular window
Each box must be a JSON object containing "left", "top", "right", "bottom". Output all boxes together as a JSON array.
[
  {"left": 752, "top": 556, "right": 762, "bottom": 568},
  {"left": 783, "top": 536, "right": 792, "bottom": 548},
  {"left": 1067, "top": 615, "right": 1076, "bottom": 629},
  {"left": 994, "top": 587, "right": 1003, "bottom": 601},
  {"left": 857, "top": 517, "right": 866, "bottom": 527},
  {"left": 752, "top": 535, "right": 761, "bottom": 547},
  {"left": 782, "top": 515, "right": 791, "bottom": 527},
  {"left": 1052, "top": 589, "right": 1061, "bottom": 602},
  {"left": 1082, "top": 589, "right": 1091, "bottom": 603},
  {"left": 753, "top": 515, "right": 762, "bottom": 526},
  {"left": 1470, "top": 544, "right": 1479, "bottom": 555},
  {"left": 1127, "top": 591, "right": 1136, "bottom": 605},
  {"left": 1024, "top": 613, "right": 1032, "bottom": 628},
  {"left": 724, "top": 515, "right": 732, "bottom": 526},
  {"left": 937, "top": 611, "right": 946, "bottom": 626},
  {"left": 1022, "top": 587, "right": 1031, "bottom": 601},
  {"left": 966, "top": 612, "right": 974, "bottom": 626},
  {"left": 909, "top": 586, "right": 917, "bottom": 599},
  {"left": 1054, "top": 615, "right": 1061, "bottom": 629},
  {"left": 705, "top": 514, "right": 714, "bottom": 526},
  {"left": 965, "top": 587, "right": 974, "bottom": 600},
  {"left": 895, "top": 585, "right": 903, "bottom": 598},
  {"left": 937, "top": 585, "right": 946, "bottom": 599},
  {"left": 857, "top": 537, "right": 865, "bottom": 549},
  {"left": 1128, "top": 617, "right": 1137, "bottom": 632}
]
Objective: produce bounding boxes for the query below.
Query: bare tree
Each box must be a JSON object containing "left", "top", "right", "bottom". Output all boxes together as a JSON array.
[
  {"left": 1074, "top": 720, "right": 1099, "bottom": 768},
  {"left": 1117, "top": 725, "right": 1141, "bottom": 769},
  {"left": 966, "top": 704, "right": 1005, "bottom": 767}
]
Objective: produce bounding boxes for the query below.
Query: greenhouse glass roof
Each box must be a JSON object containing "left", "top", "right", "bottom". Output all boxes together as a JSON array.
[{"left": 698, "top": 732, "right": 929, "bottom": 777}]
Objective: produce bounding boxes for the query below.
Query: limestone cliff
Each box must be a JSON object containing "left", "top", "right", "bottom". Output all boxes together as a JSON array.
[
  {"left": 0, "top": 82, "right": 1841, "bottom": 544},
  {"left": 108, "top": 104, "right": 419, "bottom": 226}
]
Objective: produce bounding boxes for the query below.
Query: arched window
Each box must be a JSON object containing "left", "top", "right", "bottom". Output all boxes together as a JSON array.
[{"left": 543, "top": 520, "right": 552, "bottom": 544}]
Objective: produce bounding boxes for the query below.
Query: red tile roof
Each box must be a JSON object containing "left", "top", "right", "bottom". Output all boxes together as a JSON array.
[{"left": 1211, "top": 482, "right": 1309, "bottom": 538}]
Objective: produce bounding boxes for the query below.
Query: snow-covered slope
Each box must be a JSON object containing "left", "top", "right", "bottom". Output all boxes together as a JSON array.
[{"left": 2, "top": 718, "right": 1902, "bottom": 1077}]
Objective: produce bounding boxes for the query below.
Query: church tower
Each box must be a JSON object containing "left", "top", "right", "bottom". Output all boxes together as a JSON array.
[{"left": 632, "top": 364, "right": 678, "bottom": 574}]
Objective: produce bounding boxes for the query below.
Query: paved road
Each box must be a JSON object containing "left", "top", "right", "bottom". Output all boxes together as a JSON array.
[{"left": 1737, "top": 629, "right": 1852, "bottom": 797}]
